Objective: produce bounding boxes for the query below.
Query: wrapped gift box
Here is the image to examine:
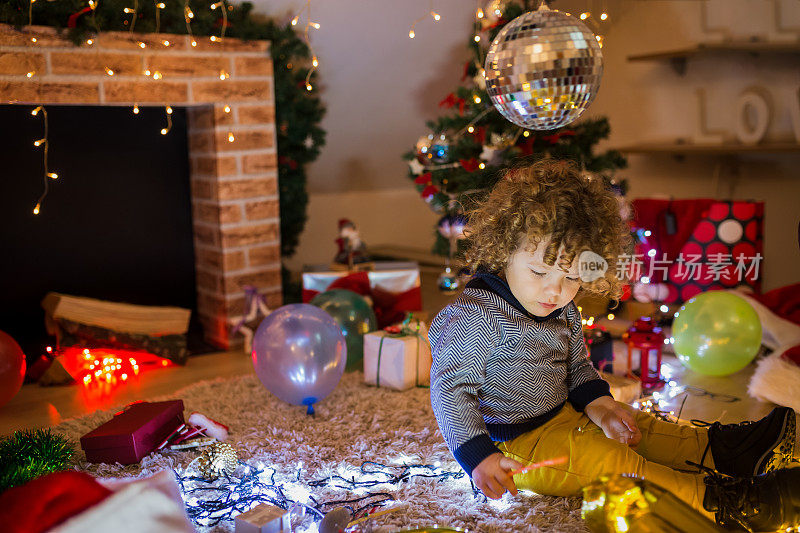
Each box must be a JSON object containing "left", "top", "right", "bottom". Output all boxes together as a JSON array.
[
  {"left": 584, "top": 324, "right": 613, "bottom": 372},
  {"left": 302, "top": 262, "right": 422, "bottom": 328},
  {"left": 234, "top": 503, "right": 291, "bottom": 533},
  {"left": 80, "top": 400, "right": 185, "bottom": 464},
  {"left": 600, "top": 372, "right": 642, "bottom": 404},
  {"left": 364, "top": 324, "right": 431, "bottom": 391},
  {"left": 631, "top": 199, "right": 764, "bottom": 303}
]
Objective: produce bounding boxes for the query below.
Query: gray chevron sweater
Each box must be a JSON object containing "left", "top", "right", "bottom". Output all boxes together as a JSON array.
[{"left": 429, "top": 273, "right": 611, "bottom": 476}]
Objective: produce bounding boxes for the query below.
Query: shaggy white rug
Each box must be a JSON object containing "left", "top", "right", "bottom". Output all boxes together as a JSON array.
[{"left": 54, "top": 372, "right": 588, "bottom": 532}]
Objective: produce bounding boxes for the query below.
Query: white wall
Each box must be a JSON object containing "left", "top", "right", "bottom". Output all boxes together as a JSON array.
[{"left": 251, "top": 0, "right": 800, "bottom": 289}]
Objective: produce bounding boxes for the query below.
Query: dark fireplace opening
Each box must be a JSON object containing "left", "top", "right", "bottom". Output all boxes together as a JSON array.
[{"left": 0, "top": 104, "right": 215, "bottom": 362}]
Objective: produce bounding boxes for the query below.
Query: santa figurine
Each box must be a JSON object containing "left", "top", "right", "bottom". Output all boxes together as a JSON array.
[{"left": 334, "top": 218, "right": 369, "bottom": 268}]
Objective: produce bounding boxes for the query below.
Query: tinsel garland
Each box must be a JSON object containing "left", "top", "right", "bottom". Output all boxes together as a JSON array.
[
  {"left": 0, "top": 0, "right": 326, "bottom": 267},
  {"left": 0, "top": 429, "right": 73, "bottom": 493}
]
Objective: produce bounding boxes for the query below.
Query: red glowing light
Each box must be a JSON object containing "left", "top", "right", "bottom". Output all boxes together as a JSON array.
[{"left": 57, "top": 347, "right": 172, "bottom": 394}]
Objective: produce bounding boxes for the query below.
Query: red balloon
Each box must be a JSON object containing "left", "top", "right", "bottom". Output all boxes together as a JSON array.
[{"left": 0, "top": 330, "right": 26, "bottom": 409}]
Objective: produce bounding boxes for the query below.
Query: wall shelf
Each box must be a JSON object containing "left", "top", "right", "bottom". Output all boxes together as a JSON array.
[
  {"left": 617, "top": 141, "right": 800, "bottom": 155},
  {"left": 627, "top": 41, "right": 800, "bottom": 74}
]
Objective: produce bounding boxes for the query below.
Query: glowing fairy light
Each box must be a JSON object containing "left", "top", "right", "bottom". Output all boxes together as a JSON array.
[
  {"left": 290, "top": 0, "right": 320, "bottom": 91},
  {"left": 409, "top": 1, "right": 440, "bottom": 39},
  {"left": 29, "top": 106, "right": 59, "bottom": 215}
]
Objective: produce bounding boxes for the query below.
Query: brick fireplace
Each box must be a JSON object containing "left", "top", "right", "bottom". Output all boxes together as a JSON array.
[{"left": 1, "top": 24, "right": 282, "bottom": 349}]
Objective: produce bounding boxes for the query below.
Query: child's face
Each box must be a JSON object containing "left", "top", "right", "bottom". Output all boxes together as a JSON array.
[{"left": 504, "top": 236, "right": 581, "bottom": 317}]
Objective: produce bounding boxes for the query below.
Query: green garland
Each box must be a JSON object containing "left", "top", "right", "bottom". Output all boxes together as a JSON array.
[
  {"left": 0, "top": 429, "right": 74, "bottom": 492},
  {"left": 0, "top": 0, "right": 326, "bottom": 260}
]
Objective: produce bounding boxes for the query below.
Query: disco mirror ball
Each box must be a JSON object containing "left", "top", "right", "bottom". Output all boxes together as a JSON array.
[{"left": 484, "top": 4, "right": 603, "bottom": 130}]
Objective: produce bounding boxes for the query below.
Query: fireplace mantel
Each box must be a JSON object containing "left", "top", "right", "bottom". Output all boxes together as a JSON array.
[{"left": 1, "top": 23, "right": 282, "bottom": 349}]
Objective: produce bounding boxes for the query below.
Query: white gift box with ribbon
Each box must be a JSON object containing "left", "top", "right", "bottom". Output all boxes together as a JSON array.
[{"left": 363, "top": 323, "right": 432, "bottom": 391}]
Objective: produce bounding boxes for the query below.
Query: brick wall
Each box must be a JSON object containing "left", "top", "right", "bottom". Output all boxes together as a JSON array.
[{"left": 0, "top": 24, "right": 281, "bottom": 349}]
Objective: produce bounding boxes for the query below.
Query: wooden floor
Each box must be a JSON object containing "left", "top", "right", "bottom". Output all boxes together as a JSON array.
[{"left": 0, "top": 270, "right": 785, "bottom": 437}]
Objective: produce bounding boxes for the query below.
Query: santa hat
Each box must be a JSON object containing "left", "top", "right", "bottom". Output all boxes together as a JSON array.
[
  {"left": 338, "top": 218, "right": 354, "bottom": 230},
  {"left": 740, "top": 284, "right": 800, "bottom": 412}
]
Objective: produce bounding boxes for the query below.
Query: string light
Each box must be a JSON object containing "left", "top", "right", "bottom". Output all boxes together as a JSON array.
[
  {"left": 124, "top": 0, "right": 138, "bottom": 31},
  {"left": 210, "top": 2, "right": 229, "bottom": 41},
  {"left": 30, "top": 106, "right": 58, "bottom": 215},
  {"left": 223, "top": 105, "right": 231, "bottom": 113},
  {"left": 219, "top": 70, "right": 229, "bottom": 80},
  {"left": 600, "top": 12, "right": 608, "bottom": 21},
  {"left": 409, "top": 0, "right": 440, "bottom": 39},
  {"left": 467, "top": 126, "right": 474, "bottom": 133},
  {"left": 184, "top": 0, "right": 196, "bottom": 48},
  {"left": 290, "top": 0, "right": 320, "bottom": 91},
  {"left": 86, "top": 38, "right": 94, "bottom": 45},
  {"left": 523, "top": 130, "right": 530, "bottom": 137},
  {"left": 176, "top": 459, "right": 465, "bottom": 529},
  {"left": 105, "top": 67, "right": 114, "bottom": 76},
  {"left": 473, "top": 95, "right": 481, "bottom": 104},
  {"left": 161, "top": 105, "right": 172, "bottom": 135},
  {"left": 227, "top": 132, "right": 235, "bottom": 143},
  {"left": 580, "top": 12, "right": 590, "bottom": 20},
  {"left": 30, "top": 37, "right": 37, "bottom": 43},
  {"left": 154, "top": 0, "right": 165, "bottom": 35},
  {"left": 26, "top": 71, "right": 35, "bottom": 78},
  {"left": 133, "top": 103, "right": 140, "bottom": 114}
]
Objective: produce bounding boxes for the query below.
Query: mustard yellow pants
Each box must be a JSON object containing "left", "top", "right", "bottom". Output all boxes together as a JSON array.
[{"left": 496, "top": 402, "right": 715, "bottom": 516}]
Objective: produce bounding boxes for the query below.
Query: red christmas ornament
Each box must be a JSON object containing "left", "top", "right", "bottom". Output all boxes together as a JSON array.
[
  {"left": 460, "top": 158, "right": 480, "bottom": 172},
  {"left": 414, "top": 172, "right": 432, "bottom": 185},
  {"left": 421, "top": 185, "right": 439, "bottom": 199}
]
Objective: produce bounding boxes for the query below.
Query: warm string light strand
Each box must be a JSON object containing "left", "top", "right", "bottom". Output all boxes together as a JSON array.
[
  {"left": 408, "top": 0, "right": 441, "bottom": 39},
  {"left": 176, "top": 459, "right": 466, "bottom": 529},
  {"left": 184, "top": 0, "right": 196, "bottom": 47},
  {"left": 30, "top": 106, "right": 59, "bottom": 215},
  {"left": 290, "top": 0, "right": 320, "bottom": 91},
  {"left": 124, "top": 0, "right": 139, "bottom": 32},
  {"left": 209, "top": 1, "right": 235, "bottom": 141},
  {"left": 161, "top": 105, "right": 173, "bottom": 135}
]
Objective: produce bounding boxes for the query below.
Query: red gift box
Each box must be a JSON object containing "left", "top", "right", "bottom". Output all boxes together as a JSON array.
[
  {"left": 631, "top": 199, "right": 763, "bottom": 303},
  {"left": 80, "top": 400, "right": 185, "bottom": 464},
  {"left": 301, "top": 262, "right": 422, "bottom": 328}
]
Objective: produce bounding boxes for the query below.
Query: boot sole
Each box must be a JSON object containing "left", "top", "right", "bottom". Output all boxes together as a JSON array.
[{"left": 756, "top": 408, "right": 796, "bottom": 475}]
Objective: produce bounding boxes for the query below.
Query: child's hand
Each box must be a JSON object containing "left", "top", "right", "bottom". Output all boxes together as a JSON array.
[
  {"left": 598, "top": 405, "right": 642, "bottom": 446},
  {"left": 472, "top": 453, "right": 523, "bottom": 499},
  {"left": 585, "top": 396, "right": 642, "bottom": 446}
]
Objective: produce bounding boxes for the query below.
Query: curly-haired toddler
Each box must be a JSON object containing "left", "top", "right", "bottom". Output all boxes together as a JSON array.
[{"left": 428, "top": 159, "right": 797, "bottom": 530}]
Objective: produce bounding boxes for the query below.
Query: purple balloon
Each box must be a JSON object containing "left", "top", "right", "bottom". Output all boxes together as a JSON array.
[{"left": 252, "top": 304, "right": 346, "bottom": 413}]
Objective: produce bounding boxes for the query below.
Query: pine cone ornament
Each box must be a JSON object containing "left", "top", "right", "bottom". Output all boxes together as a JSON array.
[{"left": 197, "top": 442, "right": 238, "bottom": 481}]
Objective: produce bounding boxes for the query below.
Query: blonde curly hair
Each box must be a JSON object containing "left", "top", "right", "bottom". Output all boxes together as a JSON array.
[{"left": 464, "top": 159, "right": 630, "bottom": 300}]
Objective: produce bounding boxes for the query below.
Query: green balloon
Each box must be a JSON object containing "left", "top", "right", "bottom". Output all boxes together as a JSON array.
[
  {"left": 673, "top": 291, "right": 762, "bottom": 377},
  {"left": 311, "top": 289, "right": 377, "bottom": 372}
]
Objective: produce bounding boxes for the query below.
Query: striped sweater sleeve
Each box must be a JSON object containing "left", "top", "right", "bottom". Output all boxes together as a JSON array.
[
  {"left": 565, "top": 302, "right": 612, "bottom": 411},
  {"left": 429, "top": 303, "right": 501, "bottom": 476}
]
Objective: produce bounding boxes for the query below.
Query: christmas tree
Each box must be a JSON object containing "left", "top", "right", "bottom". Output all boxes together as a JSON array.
[{"left": 404, "top": 0, "right": 627, "bottom": 260}]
